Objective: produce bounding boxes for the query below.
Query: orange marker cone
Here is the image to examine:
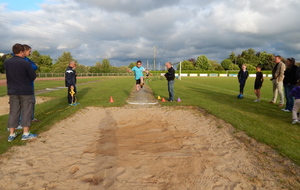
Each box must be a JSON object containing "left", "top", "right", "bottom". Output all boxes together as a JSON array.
[
  {"left": 157, "top": 95, "right": 161, "bottom": 100},
  {"left": 161, "top": 98, "right": 166, "bottom": 102},
  {"left": 109, "top": 96, "right": 114, "bottom": 103},
  {"left": 177, "top": 97, "right": 181, "bottom": 102}
]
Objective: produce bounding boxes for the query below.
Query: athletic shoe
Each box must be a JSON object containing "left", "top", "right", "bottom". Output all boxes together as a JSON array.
[
  {"left": 16, "top": 125, "right": 23, "bottom": 130},
  {"left": 292, "top": 119, "right": 298, "bottom": 124},
  {"left": 269, "top": 101, "right": 275, "bottom": 104},
  {"left": 253, "top": 99, "right": 260, "bottom": 102},
  {"left": 21, "top": 133, "right": 38, "bottom": 141},
  {"left": 282, "top": 109, "right": 291, "bottom": 112},
  {"left": 278, "top": 104, "right": 284, "bottom": 107},
  {"left": 31, "top": 118, "right": 40, "bottom": 122},
  {"left": 8, "top": 132, "right": 18, "bottom": 142},
  {"left": 7, "top": 125, "right": 22, "bottom": 131}
]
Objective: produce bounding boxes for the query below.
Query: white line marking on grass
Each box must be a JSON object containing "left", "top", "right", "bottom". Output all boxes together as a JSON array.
[{"left": 127, "top": 101, "right": 158, "bottom": 105}]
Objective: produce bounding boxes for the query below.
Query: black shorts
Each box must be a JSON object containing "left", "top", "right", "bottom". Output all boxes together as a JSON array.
[
  {"left": 136, "top": 79, "right": 141, "bottom": 84},
  {"left": 254, "top": 82, "right": 262, "bottom": 89}
]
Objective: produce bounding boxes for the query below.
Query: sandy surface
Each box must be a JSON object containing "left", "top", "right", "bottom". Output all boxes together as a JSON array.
[
  {"left": 0, "top": 96, "right": 52, "bottom": 116},
  {"left": 0, "top": 85, "right": 300, "bottom": 190}
]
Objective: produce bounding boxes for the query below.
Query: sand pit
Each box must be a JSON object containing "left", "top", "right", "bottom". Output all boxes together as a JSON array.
[
  {"left": 0, "top": 85, "right": 300, "bottom": 189},
  {"left": 0, "top": 106, "right": 300, "bottom": 189}
]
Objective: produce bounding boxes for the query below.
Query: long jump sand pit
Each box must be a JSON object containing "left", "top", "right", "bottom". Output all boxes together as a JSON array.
[{"left": 0, "top": 106, "right": 300, "bottom": 189}]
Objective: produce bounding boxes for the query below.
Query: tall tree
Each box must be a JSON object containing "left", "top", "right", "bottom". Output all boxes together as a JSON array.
[
  {"left": 52, "top": 52, "right": 75, "bottom": 73},
  {"left": 195, "top": 55, "right": 211, "bottom": 70},
  {"left": 177, "top": 60, "right": 194, "bottom": 70},
  {"left": 101, "top": 59, "right": 111, "bottom": 73}
]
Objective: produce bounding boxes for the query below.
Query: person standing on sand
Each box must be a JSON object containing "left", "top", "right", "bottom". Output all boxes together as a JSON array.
[
  {"left": 165, "top": 62, "right": 175, "bottom": 102},
  {"left": 4, "top": 43, "right": 37, "bottom": 141}
]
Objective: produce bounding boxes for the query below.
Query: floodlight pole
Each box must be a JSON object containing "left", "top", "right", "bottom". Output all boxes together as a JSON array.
[
  {"left": 153, "top": 45, "right": 157, "bottom": 71},
  {"left": 179, "top": 61, "right": 182, "bottom": 80}
]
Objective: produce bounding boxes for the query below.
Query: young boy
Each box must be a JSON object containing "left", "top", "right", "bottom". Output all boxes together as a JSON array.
[
  {"left": 238, "top": 64, "right": 249, "bottom": 98},
  {"left": 254, "top": 65, "right": 264, "bottom": 102},
  {"left": 145, "top": 69, "right": 152, "bottom": 83},
  {"left": 131, "top": 60, "right": 145, "bottom": 91},
  {"left": 289, "top": 80, "right": 300, "bottom": 124}
]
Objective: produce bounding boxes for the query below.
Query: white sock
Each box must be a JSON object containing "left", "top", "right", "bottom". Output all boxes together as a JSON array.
[{"left": 23, "top": 132, "right": 30, "bottom": 136}]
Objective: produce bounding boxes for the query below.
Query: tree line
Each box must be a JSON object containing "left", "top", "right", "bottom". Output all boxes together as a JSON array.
[{"left": 0, "top": 48, "right": 296, "bottom": 73}]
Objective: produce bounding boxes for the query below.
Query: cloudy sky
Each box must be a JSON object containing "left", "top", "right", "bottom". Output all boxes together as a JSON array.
[{"left": 0, "top": 0, "right": 299, "bottom": 68}]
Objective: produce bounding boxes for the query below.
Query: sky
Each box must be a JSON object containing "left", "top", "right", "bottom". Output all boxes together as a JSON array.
[{"left": 0, "top": 0, "right": 300, "bottom": 68}]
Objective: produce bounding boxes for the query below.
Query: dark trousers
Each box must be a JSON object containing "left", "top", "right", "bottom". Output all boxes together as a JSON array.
[
  {"left": 67, "top": 86, "right": 77, "bottom": 104},
  {"left": 239, "top": 81, "right": 246, "bottom": 94},
  {"left": 284, "top": 84, "right": 295, "bottom": 111},
  {"left": 168, "top": 80, "right": 174, "bottom": 101}
]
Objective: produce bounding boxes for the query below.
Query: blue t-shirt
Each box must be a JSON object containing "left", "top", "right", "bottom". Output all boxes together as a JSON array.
[{"left": 132, "top": 66, "right": 145, "bottom": 80}]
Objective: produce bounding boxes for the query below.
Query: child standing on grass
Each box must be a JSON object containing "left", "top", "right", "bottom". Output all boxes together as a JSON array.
[
  {"left": 238, "top": 64, "right": 249, "bottom": 97},
  {"left": 289, "top": 80, "right": 300, "bottom": 124},
  {"left": 254, "top": 65, "right": 264, "bottom": 102}
]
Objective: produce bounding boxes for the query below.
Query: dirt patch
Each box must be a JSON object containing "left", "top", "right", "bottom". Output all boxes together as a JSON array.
[
  {"left": 0, "top": 106, "right": 299, "bottom": 189},
  {"left": 0, "top": 96, "right": 53, "bottom": 116},
  {"left": 0, "top": 84, "right": 300, "bottom": 189}
]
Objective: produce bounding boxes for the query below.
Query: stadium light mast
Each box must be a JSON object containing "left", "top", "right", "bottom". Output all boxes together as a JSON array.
[{"left": 153, "top": 45, "right": 157, "bottom": 71}]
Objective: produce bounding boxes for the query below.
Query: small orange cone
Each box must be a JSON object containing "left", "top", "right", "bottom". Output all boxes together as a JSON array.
[
  {"left": 161, "top": 98, "right": 166, "bottom": 102},
  {"left": 109, "top": 96, "right": 114, "bottom": 103},
  {"left": 177, "top": 97, "right": 181, "bottom": 102}
]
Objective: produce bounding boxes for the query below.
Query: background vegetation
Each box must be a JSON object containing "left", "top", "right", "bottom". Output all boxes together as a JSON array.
[{"left": 1, "top": 48, "right": 298, "bottom": 74}]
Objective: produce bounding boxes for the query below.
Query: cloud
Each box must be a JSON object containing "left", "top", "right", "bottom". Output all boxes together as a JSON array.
[{"left": 0, "top": 0, "right": 300, "bottom": 67}]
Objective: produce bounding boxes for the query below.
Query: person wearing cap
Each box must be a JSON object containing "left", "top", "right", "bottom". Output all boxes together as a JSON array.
[{"left": 282, "top": 57, "right": 298, "bottom": 112}]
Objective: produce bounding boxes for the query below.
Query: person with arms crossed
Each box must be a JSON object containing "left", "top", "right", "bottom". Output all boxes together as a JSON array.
[
  {"left": 165, "top": 62, "right": 175, "bottom": 102},
  {"left": 23, "top": 44, "right": 40, "bottom": 122},
  {"left": 270, "top": 55, "right": 286, "bottom": 107},
  {"left": 4, "top": 43, "right": 37, "bottom": 141},
  {"left": 282, "top": 57, "right": 297, "bottom": 112}
]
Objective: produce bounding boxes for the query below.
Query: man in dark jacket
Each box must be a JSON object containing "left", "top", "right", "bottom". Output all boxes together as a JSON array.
[
  {"left": 65, "top": 60, "right": 79, "bottom": 105},
  {"left": 165, "top": 62, "right": 175, "bottom": 102},
  {"left": 4, "top": 43, "right": 37, "bottom": 141}
]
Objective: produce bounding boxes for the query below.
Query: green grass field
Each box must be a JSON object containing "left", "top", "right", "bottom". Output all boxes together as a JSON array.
[{"left": 0, "top": 76, "right": 300, "bottom": 166}]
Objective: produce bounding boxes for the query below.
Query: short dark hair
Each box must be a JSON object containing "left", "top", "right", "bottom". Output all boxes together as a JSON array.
[
  {"left": 287, "top": 57, "right": 295, "bottom": 64},
  {"left": 136, "top": 60, "right": 142, "bottom": 64},
  {"left": 12, "top": 43, "right": 24, "bottom": 54},
  {"left": 275, "top": 55, "right": 282, "bottom": 60},
  {"left": 256, "top": 65, "right": 262, "bottom": 69},
  {"left": 23, "top": 44, "right": 31, "bottom": 51}
]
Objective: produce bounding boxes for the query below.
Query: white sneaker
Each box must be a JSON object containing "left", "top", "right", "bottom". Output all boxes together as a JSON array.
[
  {"left": 7, "top": 125, "right": 22, "bottom": 131},
  {"left": 292, "top": 119, "right": 298, "bottom": 124},
  {"left": 253, "top": 99, "right": 260, "bottom": 102}
]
